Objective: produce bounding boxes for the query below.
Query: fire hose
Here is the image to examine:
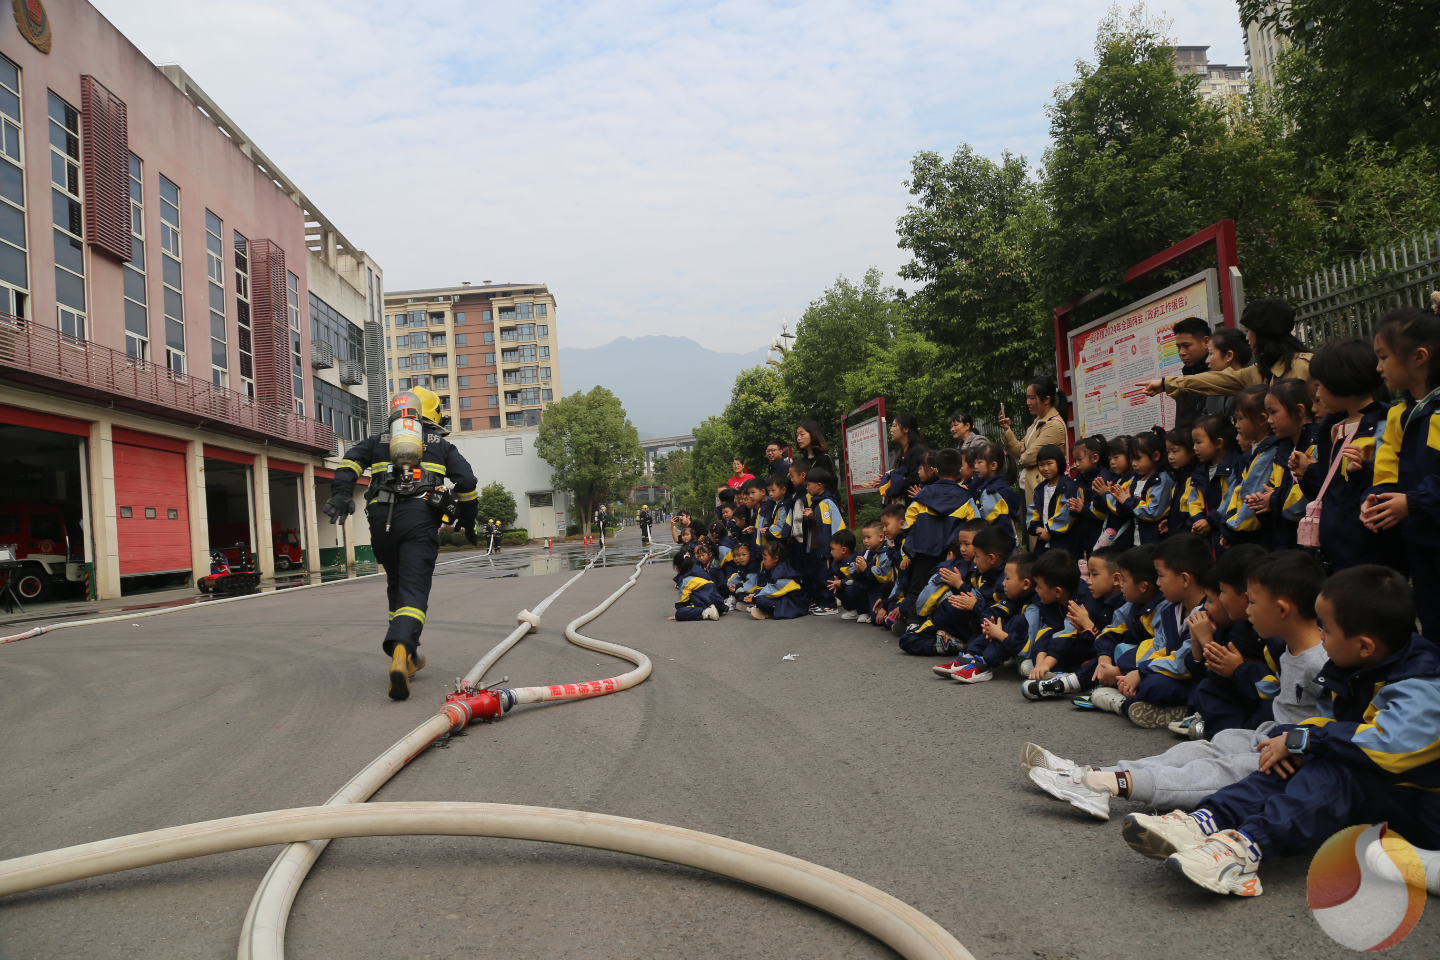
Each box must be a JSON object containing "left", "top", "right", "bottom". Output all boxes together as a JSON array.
[{"left": 0, "top": 545, "right": 974, "bottom": 960}]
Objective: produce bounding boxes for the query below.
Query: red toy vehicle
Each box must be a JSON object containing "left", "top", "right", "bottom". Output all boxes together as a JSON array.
[{"left": 198, "top": 543, "right": 261, "bottom": 595}]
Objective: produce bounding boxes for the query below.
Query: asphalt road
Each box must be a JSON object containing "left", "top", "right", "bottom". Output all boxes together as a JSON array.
[{"left": 2, "top": 527, "right": 1437, "bottom": 959}]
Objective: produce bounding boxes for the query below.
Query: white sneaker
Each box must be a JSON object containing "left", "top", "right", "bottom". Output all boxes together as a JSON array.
[
  {"left": 855, "top": 614, "right": 872, "bottom": 624},
  {"left": 1018, "top": 658, "right": 1035, "bottom": 676},
  {"left": 1090, "top": 687, "right": 1126, "bottom": 714},
  {"left": 1122, "top": 809, "right": 1214, "bottom": 861},
  {"left": 1365, "top": 837, "right": 1440, "bottom": 894},
  {"left": 1168, "top": 713, "right": 1206, "bottom": 740},
  {"left": 1166, "top": 830, "right": 1264, "bottom": 897},
  {"left": 1019, "top": 742, "right": 1079, "bottom": 777},
  {"left": 839, "top": 610, "right": 858, "bottom": 620},
  {"left": 1028, "top": 767, "right": 1111, "bottom": 820},
  {"left": 701, "top": 605, "right": 720, "bottom": 621}
]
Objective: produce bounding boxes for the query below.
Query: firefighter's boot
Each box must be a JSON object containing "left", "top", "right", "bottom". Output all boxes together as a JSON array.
[{"left": 388, "top": 646, "right": 410, "bottom": 701}]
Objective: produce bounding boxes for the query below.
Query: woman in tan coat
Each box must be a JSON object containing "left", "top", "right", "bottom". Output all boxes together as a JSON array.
[
  {"left": 998, "top": 376, "right": 1068, "bottom": 507},
  {"left": 1138, "top": 299, "right": 1312, "bottom": 401}
]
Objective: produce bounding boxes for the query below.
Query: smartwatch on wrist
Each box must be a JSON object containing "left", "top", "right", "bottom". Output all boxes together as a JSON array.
[{"left": 1285, "top": 727, "right": 1310, "bottom": 755}]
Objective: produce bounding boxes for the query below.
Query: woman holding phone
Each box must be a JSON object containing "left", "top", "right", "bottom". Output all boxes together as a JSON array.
[{"left": 999, "top": 377, "right": 1068, "bottom": 508}]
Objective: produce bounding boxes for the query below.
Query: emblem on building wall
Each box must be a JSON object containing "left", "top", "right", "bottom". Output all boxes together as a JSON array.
[{"left": 13, "top": 0, "right": 51, "bottom": 54}]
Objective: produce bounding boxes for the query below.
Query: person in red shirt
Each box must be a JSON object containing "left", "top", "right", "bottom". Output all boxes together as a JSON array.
[{"left": 717, "top": 459, "right": 756, "bottom": 497}]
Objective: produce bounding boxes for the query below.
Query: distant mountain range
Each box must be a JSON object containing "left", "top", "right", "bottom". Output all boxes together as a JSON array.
[{"left": 559, "top": 335, "right": 769, "bottom": 437}]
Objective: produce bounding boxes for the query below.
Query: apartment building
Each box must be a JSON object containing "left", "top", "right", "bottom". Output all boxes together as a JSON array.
[
  {"left": 1243, "top": 4, "right": 1288, "bottom": 89},
  {"left": 382, "top": 282, "right": 561, "bottom": 434},
  {"left": 0, "top": 0, "right": 382, "bottom": 601},
  {"left": 1174, "top": 46, "right": 1249, "bottom": 102}
]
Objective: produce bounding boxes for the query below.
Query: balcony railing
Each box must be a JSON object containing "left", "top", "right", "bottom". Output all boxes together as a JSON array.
[{"left": 0, "top": 314, "right": 335, "bottom": 454}]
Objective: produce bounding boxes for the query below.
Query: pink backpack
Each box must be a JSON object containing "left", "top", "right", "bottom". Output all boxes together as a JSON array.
[{"left": 1297, "top": 422, "right": 1360, "bottom": 548}]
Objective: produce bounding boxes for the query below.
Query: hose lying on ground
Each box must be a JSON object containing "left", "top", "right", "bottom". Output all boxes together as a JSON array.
[{"left": 0, "top": 802, "right": 972, "bottom": 960}]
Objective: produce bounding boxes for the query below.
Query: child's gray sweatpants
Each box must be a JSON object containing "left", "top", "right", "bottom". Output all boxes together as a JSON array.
[{"left": 1100, "top": 725, "right": 1273, "bottom": 809}]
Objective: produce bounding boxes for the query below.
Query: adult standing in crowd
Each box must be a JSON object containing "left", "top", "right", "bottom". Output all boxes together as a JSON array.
[
  {"left": 949, "top": 411, "right": 988, "bottom": 456},
  {"left": 876, "top": 411, "right": 930, "bottom": 503},
  {"left": 795, "top": 421, "right": 837, "bottom": 491},
  {"left": 715, "top": 458, "right": 756, "bottom": 500},
  {"left": 764, "top": 441, "right": 791, "bottom": 479},
  {"left": 1138, "top": 299, "right": 1313, "bottom": 401},
  {"left": 999, "top": 376, "right": 1067, "bottom": 506}
]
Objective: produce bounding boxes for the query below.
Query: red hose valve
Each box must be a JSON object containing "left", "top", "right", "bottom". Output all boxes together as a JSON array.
[{"left": 440, "top": 689, "right": 504, "bottom": 732}]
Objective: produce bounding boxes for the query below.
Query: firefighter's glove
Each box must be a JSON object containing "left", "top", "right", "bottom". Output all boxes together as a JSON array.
[
  {"left": 461, "top": 522, "right": 479, "bottom": 547},
  {"left": 323, "top": 495, "right": 356, "bottom": 524}
]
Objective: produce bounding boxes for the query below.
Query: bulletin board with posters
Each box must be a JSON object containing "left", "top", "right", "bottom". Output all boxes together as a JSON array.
[{"left": 1066, "top": 270, "right": 1220, "bottom": 440}]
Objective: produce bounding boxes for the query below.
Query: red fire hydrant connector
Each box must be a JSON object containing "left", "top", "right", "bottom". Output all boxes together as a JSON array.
[{"left": 440, "top": 689, "right": 505, "bottom": 732}]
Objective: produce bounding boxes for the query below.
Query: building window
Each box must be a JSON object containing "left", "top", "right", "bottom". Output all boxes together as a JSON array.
[
  {"left": 487, "top": 395, "right": 498, "bottom": 407},
  {"left": 484, "top": 353, "right": 495, "bottom": 365},
  {"left": 539, "top": 345, "right": 550, "bottom": 359},
  {"left": 310, "top": 290, "right": 363, "bottom": 367},
  {"left": 50, "top": 91, "right": 85, "bottom": 341},
  {"left": 486, "top": 373, "right": 497, "bottom": 385},
  {"left": 455, "top": 312, "right": 465, "bottom": 325},
  {"left": 313, "top": 376, "right": 367, "bottom": 445},
  {"left": 503, "top": 366, "right": 539, "bottom": 385},
  {"left": 430, "top": 333, "right": 446, "bottom": 347},
  {"left": 287, "top": 271, "right": 303, "bottom": 414},
  {"left": 206, "top": 211, "right": 227, "bottom": 387},
  {"left": 234, "top": 232, "right": 254, "bottom": 397},
  {"left": 429, "top": 311, "right": 444, "bottom": 324},
  {"left": 455, "top": 333, "right": 466, "bottom": 346},
  {"left": 498, "top": 305, "right": 515, "bottom": 321},
  {"left": 432, "top": 353, "right": 447, "bottom": 367},
  {"left": 536, "top": 324, "right": 548, "bottom": 338},
  {"left": 460, "top": 396, "right": 472, "bottom": 409},
  {"left": 459, "top": 417, "right": 472, "bottom": 431},
  {"left": 540, "top": 366, "right": 551, "bottom": 380},
  {"left": 158, "top": 174, "right": 183, "bottom": 371},
  {"left": 536, "top": 304, "right": 547, "bottom": 317},
  {"left": 434, "top": 374, "right": 449, "bottom": 389},
  {"left": 542, "top": 388, "right": 553, "bottom": 401},
  {"left": 397, "top": 377, "right": 409, "bottom": 389},
  {"left": 481, "top": 309, "right": 492, "bottom": 322},
  {"left": 120, "top": 153, "right": 148, "bottom": 358},
  {"left": 506, "top": 409, "right": 541, "bottom": 427},
  {"left": 439, "top": 395, "right": 450, "bottom": 410},
  {"left": 489, "top": 416, "right": 501, "bottom": 428},
  {"left": 0, "top": 56, "right": 28, "bottom": 320},
  {"left": 516, "top": 322, "right": 535, "bottom": 340},
  {"left": 457, "top": 375, "right": 469, "bottom": 387},
  {"left": 482, "top": 330, "right": 494, "bottom": 344},
  {"left": 456, "top": 354, "right": 468, "bottom": 368},
  {"left": 499, "top": 327, "right": 517, "bottom": 342},
  {"left": 517, "top": 302, "right": 534, "bottom": 319}
]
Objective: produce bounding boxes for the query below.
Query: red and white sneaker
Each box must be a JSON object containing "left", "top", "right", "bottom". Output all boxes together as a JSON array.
[
  {"left": 953, "top": 663, "right": 994, "bottom": 683},
  {"left": 932, "top": 658, "right": 973, "bottom": 678}
]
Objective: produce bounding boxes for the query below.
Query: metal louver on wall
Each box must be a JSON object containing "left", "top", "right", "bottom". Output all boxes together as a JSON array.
[
  {"left": 339, "top": 359, "right": 364, "bottom": 385},
  {"left": 310, "top": 340, "right": 335, "bottom": 368},
  {"left": 248, "top": 239, "right": 288, "bottom": 408},
  {"left": 363, "top": 320, "right": 386, "bottom": 434},
  {"left": 80, "top": 76, "right": 131, "bottom": 262}
]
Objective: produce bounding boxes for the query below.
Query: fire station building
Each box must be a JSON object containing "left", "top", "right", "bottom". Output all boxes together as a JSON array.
[{"left": 0, "top": 0, "right": 384, "bottom": 603}]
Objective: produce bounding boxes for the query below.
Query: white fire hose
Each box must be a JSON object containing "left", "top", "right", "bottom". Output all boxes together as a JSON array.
[{"left": 0, "top": 543, "right": 974, "bottom": 960}]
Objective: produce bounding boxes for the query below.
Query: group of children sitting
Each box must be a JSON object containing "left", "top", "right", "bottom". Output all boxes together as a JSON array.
[{"left": 665, "top": 303, "right": 1440, "bottom": 900}]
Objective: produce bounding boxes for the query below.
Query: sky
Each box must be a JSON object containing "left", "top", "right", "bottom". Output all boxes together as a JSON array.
[{"left": 96, "top": 1, "right": 1247, "bottom": 351}]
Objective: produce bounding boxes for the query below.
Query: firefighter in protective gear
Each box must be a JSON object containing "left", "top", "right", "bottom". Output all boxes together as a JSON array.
[
  {"left": 486, "top": 519, "right": 502, "bottom": 554},
  {"left": 323, "top": 387, "right": 479, "bottom": 700},
  {"left": 638, "top": 507, "right": 653, "bottom": 545}
]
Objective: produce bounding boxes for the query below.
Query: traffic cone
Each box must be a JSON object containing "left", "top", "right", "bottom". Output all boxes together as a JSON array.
[{"left": 546, "top": 537, "right": 552, "bottom": 550}]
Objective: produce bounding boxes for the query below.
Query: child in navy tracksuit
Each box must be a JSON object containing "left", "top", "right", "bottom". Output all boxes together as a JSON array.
[
  {"left": 1074, "top": 545, "right": 1161, "bottom": 712},
  {"left": 1028, "top": 443, "right": 1081, "bottom": 556},
  {"left": 1066, "top": 435, "right": 1110, "bottom": 557},
  {"left": 926, "top": 526, "right": 1012, "bottom": 670},
  {"left": 1153, "top": 566, "right": 1440, "bottom": 897},
  {"left": 1116, "top": 534, "right": 1212, "bottom": 729},
  {"left": 726, "top": 543, "right": 758, "bottom": 598},
  {"left": 1092, "top": 436, "right": 1137, "bottom": 548},
  {"left": 1018, "top": 550, "right": 1094, "bottom": 699},
  {"left": 1163, "top": 428, "right": 1197, "bottom": 537},
  {"left": 1058, "top": 545, "right": 1129, "bottom": 694},
  {"left": 1366, "top": 307, "right": 1440, "bottom": 636},
  {"left": 969, "top": 442, "right": 1023, "bottom": 554},
  {"left": 802, "top": 467, "right": 847, "bottom": 613},
  {"left": 669, "top": 553, "right": 724, "bottom": 621},
  {"left": 1187, "top": 415, "right": 1242, "bottom": 559},
  {"left": 877, "top": 504, "right": 908, "bottom": 626},
  {"left": 825, "top": 530, "right": 865, "bottom": 617},
  {"left": 954, "top": 548, "right": 1037, "bottom": 682},
  {"left": 1119, "top": 431, "right": 1175, "bottom": 546},
  {"left": 899, "top": 544, "right": 966, "bottom": 656},
  {"left": 1225, "top": 385, "right": 1282, "bottom": 549},
  {"left": 784, "top": 461, "right": 810, "bottom": 599},
  {"left": 847, "top": 521, "right": 895, "bottom": 624},
  {"left": 745, "top": 542, "right": 809, "bottom": 620},
  {"left": 1291, "top": 336, "right": 1395, "bottom": 571},
  {"left": 899, "top": 449, "right": 976, "bottom": 621}
]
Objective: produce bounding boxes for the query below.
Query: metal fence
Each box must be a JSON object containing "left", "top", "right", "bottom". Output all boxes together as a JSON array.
[{"left": 1290, "top": 228, "right": 1440, "bottom": 347}]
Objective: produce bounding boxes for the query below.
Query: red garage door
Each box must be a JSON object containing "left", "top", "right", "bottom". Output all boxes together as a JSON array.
[{"left": 113, "top": 432, "right": 191, "bottom": 575}]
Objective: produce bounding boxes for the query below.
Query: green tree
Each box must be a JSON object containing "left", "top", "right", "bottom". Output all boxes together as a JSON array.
[
  {"left": 894, "top": 145, "right": 1049, "bottom": 431},
  {"left": 474, "top": 480, "right": 518, "bottom": 527},
  {"left": 534, "top": 387, "right": 645, "bottom": 534},
  {"left": 1036, "top": 6, "right": 1318, "bottom": 312},
  {"left": 783, "top": 269, "right": 909, "bottom": 443},
  {"left": 683, "top": 416, "right": 737, "bottom": 520},
  {"left": 721, "top": 366, "right": 798, "bottom": 472},
  {"left": 1241, "top": 0, "right": 1440, "bottom": 167},
  {"left": 651, "top": 448, "right": 692, "bottom": 510},
  {"left": 1311, "top": 140, "right": 1440, "bottom": 256}
]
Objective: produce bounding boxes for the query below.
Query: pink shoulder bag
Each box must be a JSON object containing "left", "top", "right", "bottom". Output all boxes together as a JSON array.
[{"left": 1297, "top": 422, "right": 1360, "bottom": 548}]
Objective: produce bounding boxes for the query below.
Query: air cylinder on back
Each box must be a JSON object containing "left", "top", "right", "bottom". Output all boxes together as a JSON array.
[{"left": 388, "top": 391, "right": 425, "bottom": 469}]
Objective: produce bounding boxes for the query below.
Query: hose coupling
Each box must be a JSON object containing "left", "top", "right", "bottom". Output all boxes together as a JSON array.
[
  {"left": 516, "top": 609, "right": 541, "bottom": 632},
  {"left": 440, "top": 688, "right": 505, "bottom": 731}
]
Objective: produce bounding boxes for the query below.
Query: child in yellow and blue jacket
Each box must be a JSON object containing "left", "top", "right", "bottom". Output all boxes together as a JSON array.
[
  {"left": 1224, "top": 385, "right": 1282, "bottom": 549},
  {"left": 802, "top": 467, "right": 847, "bottom": 614},
  {"left": 669, "top": 553, "right": 724, "bottom": 621},
  {"left": 1028, "top": 443, "right": 1081, "bottom": 556}
]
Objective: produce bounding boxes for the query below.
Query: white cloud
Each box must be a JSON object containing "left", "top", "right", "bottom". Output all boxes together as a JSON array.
[{"left": 95, "top": 0, "right": 1247, "bottom": 349}]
